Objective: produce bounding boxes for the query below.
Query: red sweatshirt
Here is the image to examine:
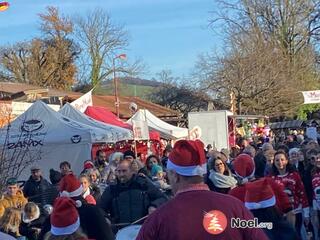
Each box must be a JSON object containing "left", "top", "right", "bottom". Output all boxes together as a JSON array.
[
  {"left": 311, "top": 169, "right": 320, "bottom": 202},
  {"left": 137, "top": 185, "right": 268, "bottom": 240},
  {"left": 272, "top": 171, "right": 309, "bottom": 217}
]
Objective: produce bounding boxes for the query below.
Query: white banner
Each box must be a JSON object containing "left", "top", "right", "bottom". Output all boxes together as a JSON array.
[
  {"left": 132, "top": 120, "right": 149, "bottom": 140},
  {"left": 71, "top": 90, "right": 93, "bottom": 112},
  {"left": 302, "top": 90, "right": 320, "bottom": 104}
]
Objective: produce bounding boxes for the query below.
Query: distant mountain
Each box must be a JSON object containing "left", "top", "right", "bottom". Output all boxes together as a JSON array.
[{"left": 91, "top": 76, "right": 162, "bottom": 99}]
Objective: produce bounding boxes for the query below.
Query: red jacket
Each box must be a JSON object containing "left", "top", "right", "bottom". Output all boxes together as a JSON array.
[
  {"left": 272, "top": 171, "right": 309, "bottom": 216},
  {"left": 229, "top": 177, "right": 292, "bottom": 214}
]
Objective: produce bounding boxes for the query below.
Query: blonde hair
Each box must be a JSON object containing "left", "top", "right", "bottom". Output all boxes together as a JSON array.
[
  {"left": 0, "top": 207, "right": 21, "bottom": 236},
  {"left": 24, "top": 202, "right": 38, "bottom": 213},
  {"left": 44, "top": 228, "right": 87, "bottom": 240}
]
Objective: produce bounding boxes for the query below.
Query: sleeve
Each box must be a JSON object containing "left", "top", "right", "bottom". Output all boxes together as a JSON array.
[
  {"left": 143, "top": 177, "right": 168, "bottom": 208},
  {"left": 97, "top": 186, "right": 113, "bottom": 215},
  {"left": 23, "top": 181, "right": 30, "bottom": 198},
  {"left": 19, "top": 222, "right": 33, "bottom": 239},
  {"left": 0, "top": 200, "right": 6, "bottom": 218},
  {"left": 295, "top": 173, "right": 309, "bottom": 217},
  {"left": 237, "top": 202, "right": 270, "bottom": 240},
  {"left": 84, "top": 206, "right": 115, "bottom": 240},
  {"left": 136, "top": 211, "right": 159, "bottom": 240},
  {"left": 268, "top": 177, "right": 292, "bottom": 214}
]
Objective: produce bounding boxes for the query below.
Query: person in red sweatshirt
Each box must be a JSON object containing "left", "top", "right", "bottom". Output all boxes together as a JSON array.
[
  {"left": 137, "top": 140, "right": 268, "bottom": 240},
  {"left": 229, "top": 153, "right": 292, "bottom": 215},
  {"left": 271, "top": 150, "right": 310, "bottom": 239},
  {"left": 311, "top": 149, "right": 320, "bottom": 240}
]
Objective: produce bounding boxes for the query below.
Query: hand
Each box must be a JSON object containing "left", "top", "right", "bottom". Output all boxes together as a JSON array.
[
  {"left": 148, "top": 206, "right": 157, "bottom": 215},
  {"left": 138, "top": 173, "right": 146, "bottom": 177}
]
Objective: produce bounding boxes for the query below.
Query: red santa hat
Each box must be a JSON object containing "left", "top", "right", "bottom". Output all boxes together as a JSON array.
[
  {"left": 232, "top": 153, "right": 255, "bottom": 181},
  {"left": 244, "top": 179, "right": 276, "bottom": 210},
  {"left": 59, "top": 174, "right": 83, "bottom": 198},
  {"left": 51, "top": 197, "right": 80, "bottom": 236},
  {"left": 167, "top": 140, "right": 206, "bottom": 176},
  {"left": 83, "top": 160, "right": 94, "bottom": 170}
]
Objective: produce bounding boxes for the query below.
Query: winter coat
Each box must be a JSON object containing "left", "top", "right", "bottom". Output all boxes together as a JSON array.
[
  {"left": 99, "top": 175, "right": 168, "bottom": 224},
  {"left": 0, "top": 190, "right": 28, "bottom": 217},
  {"left": 90, "top": 184, "right": 101, "bottom": 202},
  {"left": 23, "top": 176, "right": 52, "bottom": 207},
  {"left": 39, "top": 197, "right": 114, "bottom": 240},
  {"left": 19, "top": 205, "right": 46, "bottom": 240}
]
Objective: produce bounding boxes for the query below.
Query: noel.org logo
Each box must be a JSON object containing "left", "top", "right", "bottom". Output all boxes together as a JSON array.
[{"left": 202, "top": 210, "right": 227, "bottom": 235}]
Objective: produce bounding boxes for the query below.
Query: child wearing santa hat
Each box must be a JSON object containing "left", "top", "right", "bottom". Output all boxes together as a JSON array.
[{"left": 43, "top": 197, "right": 88, "bottom": 240}]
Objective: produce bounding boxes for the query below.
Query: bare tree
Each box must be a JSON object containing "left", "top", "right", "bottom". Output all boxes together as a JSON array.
[
  {"left": 74, "top": 9, "right": 144, "bottom": 86},
  {"left": 0, "top": 7, "right": 79, "bottom": 90},
  {"left": 148, "top": 70, "right": 224, "bottom": 126},
  {"left": 194, "top": 0, "right": 320, "bottom": 117}
]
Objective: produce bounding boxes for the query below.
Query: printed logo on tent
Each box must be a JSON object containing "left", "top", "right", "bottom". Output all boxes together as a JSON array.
[
  {"left": 71, "top": 135, "right": 81, "bottom": 144},
  {"left": 21, "top": 120, "right": 44, "bottom": 132}
]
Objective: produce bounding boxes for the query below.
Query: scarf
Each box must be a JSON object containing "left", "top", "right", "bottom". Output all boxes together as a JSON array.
[{"left": 209, "top": 170, "right": 237, "bottom": 189}]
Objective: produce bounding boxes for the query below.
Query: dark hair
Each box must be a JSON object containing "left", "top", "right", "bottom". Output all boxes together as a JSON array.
[
  {"left": 59, "top": 161, "right": 71, "bottom": 169},
  {"left": 209, "top": 157, "right": 230, "bottom": 176},
  {"left": 275, "top": 144, "right": 289, "bottom": 154},
  {"left": 146, "top": 155, "right": 161, "bottom": 170},
  {"left": 96, "top": 150, "right": 104, "bottom": 157},
  {"left": 271, "top": 150, "right": 296, "bottom": 175}
]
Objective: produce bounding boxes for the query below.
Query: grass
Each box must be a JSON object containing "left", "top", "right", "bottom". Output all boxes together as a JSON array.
[{"left": 94, "top": 82, "right": 155, "bottom": 99}]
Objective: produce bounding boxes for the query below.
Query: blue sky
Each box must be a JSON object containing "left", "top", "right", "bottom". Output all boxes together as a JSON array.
[{"left": 0, "top": 0, "right": 221, "bottom": 79}]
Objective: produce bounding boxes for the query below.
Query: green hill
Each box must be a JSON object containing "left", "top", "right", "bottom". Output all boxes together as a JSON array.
[{"left": 94, "top": 77, "right": 160, "bottom": 99}]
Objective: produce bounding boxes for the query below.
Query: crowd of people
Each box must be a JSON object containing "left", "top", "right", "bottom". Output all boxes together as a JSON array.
[{"left": 0, "top": 131, "right": 320, "bottom": 239}]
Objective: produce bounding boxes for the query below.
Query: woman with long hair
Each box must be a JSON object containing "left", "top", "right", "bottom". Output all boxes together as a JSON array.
[
  {"left": 207, "top": 156, "right": 237, "bottom": 193},
  {"left": 0, "top": 207, "right": 23, "bottom": 239},
  {"left": 271, "top": 150, "right": 310, "bottom": 238},
  {"left": 79, "top": 174, "right": 99, "bottom": 205},
  {"left": 139, "top": 155, "right": 161, "bottom": 179}
]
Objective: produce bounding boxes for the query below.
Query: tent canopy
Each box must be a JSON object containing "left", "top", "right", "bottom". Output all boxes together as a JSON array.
[
  {"left": 85, "top": 106, "right": 131, "bottom": 129},
  {"left": 127, "top": 109, "right": 188, "bottom": 139},
  {"left": 0, "top": 101, "right": 107, "bottom": 180},
  {"left": 59, "top": 103, "right": 133, "bottom": 142}
]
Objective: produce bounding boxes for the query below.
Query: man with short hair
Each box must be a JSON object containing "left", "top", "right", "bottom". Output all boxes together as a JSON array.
[
  {"left": 137, "top": 140, "right": 268, "bottom": 240},
  {"left": 23, "top": 166, "right": 51, "bottom": 207},
  {"left": 0, "top": 178, "right": 28, "bottom": 217},
  {"left": 99, "top": 159, "right": 168, "bottom": 226}
]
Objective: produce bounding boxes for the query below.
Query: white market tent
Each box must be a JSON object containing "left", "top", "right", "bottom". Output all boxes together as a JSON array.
[
  {"left": 127, "top": 109, "right": 188, "bottom": 139},
  {"left": 59, "top": 103, "right": 133, "bottom": 142},
  {"left": 0, "top": 101, "right": 109, "bottom": 180}
]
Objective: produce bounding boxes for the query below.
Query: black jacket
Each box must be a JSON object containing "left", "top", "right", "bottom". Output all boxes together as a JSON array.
[
  {"left": 98, "top": 175, "right": 168, "bottom": 224},
  {"left": 23, "top": 176, "right": 52, "bottom": 207},
  {"left": 39, "top": 197, "right": 114, "bottom": 240},
  {"left": 20, "top": 214, "right": 46, "bottom": 240}
]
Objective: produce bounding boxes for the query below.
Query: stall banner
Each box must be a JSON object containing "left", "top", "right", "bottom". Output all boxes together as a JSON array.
[
  {"left": 71, "top": 90, "right": 93, "bottom": 112},
  {"left": 132, "top": 119, "right": 149, "bottom": 140},
  {"left": 302, "top": 90, "right": 320, "bottom": 104}
]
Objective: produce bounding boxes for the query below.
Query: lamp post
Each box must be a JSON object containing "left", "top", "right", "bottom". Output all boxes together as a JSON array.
[{"left": 112, "top": 53, "right": 127, "bottom": 117}]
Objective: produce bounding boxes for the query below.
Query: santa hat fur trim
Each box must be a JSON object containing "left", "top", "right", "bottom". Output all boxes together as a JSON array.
[{"left": 167, "top": 140, "right": 206, "bottom": 176}]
